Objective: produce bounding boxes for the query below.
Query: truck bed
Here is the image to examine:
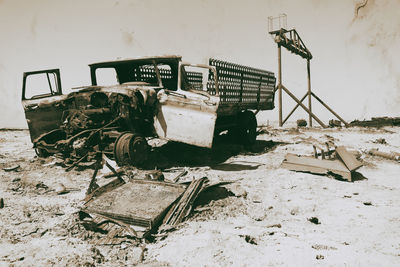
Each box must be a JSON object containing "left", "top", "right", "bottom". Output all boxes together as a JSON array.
[
  {"left": 123, "top": 58, "right": 275, "bottom": 116},
  {"left": 207, "top": 58, "right": 276, "bottom": 115}
]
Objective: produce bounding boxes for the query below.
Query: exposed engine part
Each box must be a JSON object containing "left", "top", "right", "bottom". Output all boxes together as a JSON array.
[
  {"left": 90, "top": 92, "right": 109, "bottom": 107},
  {"left": 62, "top": 108, "right": 113, "bottom": 135},
  {"left": 109, "top": 93, "right": 138, "bottom": 119},
  {"left": 72, "top": 137, "right": 90, "bottom": 157},
  {"left": 114, "top": 132, "right": 149, "bottom": 166}
]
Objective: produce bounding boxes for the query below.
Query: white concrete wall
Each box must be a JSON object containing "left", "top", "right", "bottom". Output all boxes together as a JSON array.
[{"left": 0, "top": 0, "right": 399, "bottom": 128}]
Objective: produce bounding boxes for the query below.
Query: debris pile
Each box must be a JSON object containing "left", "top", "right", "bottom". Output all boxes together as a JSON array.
[
  {"left": 350, "top": 117, "right": 400, "bottom": 127},
  {"left": 78, "top": 154, "right": 227, "bottom": 244},
  {"left": 82, "top": 178, "right": 188, "bottom": 238}
]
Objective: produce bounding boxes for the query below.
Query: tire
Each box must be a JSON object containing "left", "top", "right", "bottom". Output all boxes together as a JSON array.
[
  {"left": 114, "top": 132, "right": 149, "bottom": 166},
  {"left": 237, "top": 111, "right": 257, "bottom": 145}
]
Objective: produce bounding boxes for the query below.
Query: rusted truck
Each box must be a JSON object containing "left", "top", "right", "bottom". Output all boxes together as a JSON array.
[{"left": 21, "top": 56, "right": 275, "bottom": 166}]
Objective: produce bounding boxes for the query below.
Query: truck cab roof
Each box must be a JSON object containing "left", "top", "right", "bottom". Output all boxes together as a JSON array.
[
  {"left": 89, "top": 55, "right": 182, "bottom": 87},
  {"left": 89, "top": 55, "right": 182, "bottom": 68}
]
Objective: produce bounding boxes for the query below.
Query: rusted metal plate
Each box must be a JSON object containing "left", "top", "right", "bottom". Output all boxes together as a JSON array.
[
  {"left": 282, "top": 153, "right": 351, "bottom": 181},
  {"left": 335, "top": 146, "right": 363, "bottom": 172},
  {"left": 83, "top": 179, "right": 187, "bottom": 228}
]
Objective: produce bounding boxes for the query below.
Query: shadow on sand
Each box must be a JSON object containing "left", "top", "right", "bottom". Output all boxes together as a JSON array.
[{"left": 144, "top": 134, "right": 287, "bottom": 170}]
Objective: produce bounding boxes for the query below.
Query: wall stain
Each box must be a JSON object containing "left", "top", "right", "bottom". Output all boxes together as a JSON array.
[
  {"left": 121, "top": 30, "right": 135, "bottom": 46},
  {"left": 354, "top": 0, "right": 369, "bottom": 20},
  {"left": 30, "top": 14, "right": 37, "bottom": 39}
]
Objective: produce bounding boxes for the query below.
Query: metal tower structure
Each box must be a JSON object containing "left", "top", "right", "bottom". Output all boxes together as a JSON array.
[{"left": 268, "top": 14, "right": 348, "bottom": 127}]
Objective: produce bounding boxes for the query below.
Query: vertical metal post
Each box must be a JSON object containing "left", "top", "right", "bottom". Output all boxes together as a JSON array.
[
  {"left": 278, "top": 44, "right": 282, "bottom": 127},
  {"left": 307, "top": 59, "right": 312, "bottom": 127}
]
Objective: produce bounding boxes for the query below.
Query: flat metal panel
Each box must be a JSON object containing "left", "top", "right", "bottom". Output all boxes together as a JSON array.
[{"left": 84, "top": 179, "right": 187, "bottom": 227}]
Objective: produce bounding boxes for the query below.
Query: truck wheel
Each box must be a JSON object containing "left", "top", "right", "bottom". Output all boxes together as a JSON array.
[
  {"left": 114, "top": 132, "right": 149, "bottom": 166},
  {"left": 35, "top": 148, "right": 50, "bottom": 158},
  {"left": 237, "top": 111, "right": 257, "bottom": 145}
]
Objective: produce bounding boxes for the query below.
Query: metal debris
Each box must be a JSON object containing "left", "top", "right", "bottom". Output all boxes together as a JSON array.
[
  {"left": 54, "top": 183, "right": 68, "bottom": 195},
  {"left": 266, "top": 223, "right": 282, "bottom": 228},
  {"left": 172, "top": 169, "right": 188, "bottom": 183},
  {"left": 164, "top": 177, "right": 207, "bottom": 226},
  {"left": 368, "top": 149, "right": 400, "bottom": 162},
  {"left": 281, "top": 145, "right": 364, "bottom": 182},
  {"left": 83, "top": 179, "right": 187, "bottom": 237},
  {"left": 372, "top": 138, "right": 387, "bottom": 144},
  {"left": 2, "top": 165, "right": 20, "bottom": 172},
  {"left": 350, "top": 117, "right": 400, "bottom": 127},
  {"left": 335, "top": 146, "right": 363, "bottom": 172},
  {"left": 145, "top": 170, "right": 164, "bottom": 181},
  {"left": 282, "top": 153, "right": 352, "bottom": 181}
]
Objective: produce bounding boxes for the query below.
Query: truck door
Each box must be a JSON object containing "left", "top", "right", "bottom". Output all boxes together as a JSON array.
[
  {"left": 154, "top": 64, "right": 220, "bottom": 148},
  {"left": 21, "top": 69, "right": 67, "bottom": 142}
]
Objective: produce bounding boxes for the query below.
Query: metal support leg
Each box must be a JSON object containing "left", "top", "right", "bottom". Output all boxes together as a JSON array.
[
  {"left": 282, "top": 92, "right": 308, "bottom": 125},
  {"left": 307, "top": 60, "right": 312, "bottom": 127},
  {"left": 281, "top": 85, "right": 327, "bottom": 128},
  {"left": 278, "top": 45, "right": 283, "bottom": 127},
  {"left": 311, "top": 92, "right": 349, "bottom": 127}
]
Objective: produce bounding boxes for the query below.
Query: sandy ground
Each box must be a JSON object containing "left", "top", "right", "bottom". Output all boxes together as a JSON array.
[{"left": 0, "top": 125, "right": 399, "bottom": 266}]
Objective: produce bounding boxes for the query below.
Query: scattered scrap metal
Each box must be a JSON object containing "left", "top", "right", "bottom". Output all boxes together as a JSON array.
[
  {"left": 163, "top": 177, "right": 206, "bottom": 227},
  {"left": 79, "top": 154, "right": 222, "bottom": 241},
  {"left": 350, "top": 117, "right": 400, "bottom": 127},
  {"left": 281, "top": 143, "right": 363, "bottom": 182},
  {"left": 2, "top": 165, "right": 20, "bottom": 172},
  {"left": 83, "top": 178, "right": 188, "bottom": 238}
]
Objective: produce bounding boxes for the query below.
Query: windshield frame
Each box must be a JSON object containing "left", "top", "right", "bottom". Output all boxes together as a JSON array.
[{"left": 90, "top": 57, "right": 180, "bottom": 89}]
